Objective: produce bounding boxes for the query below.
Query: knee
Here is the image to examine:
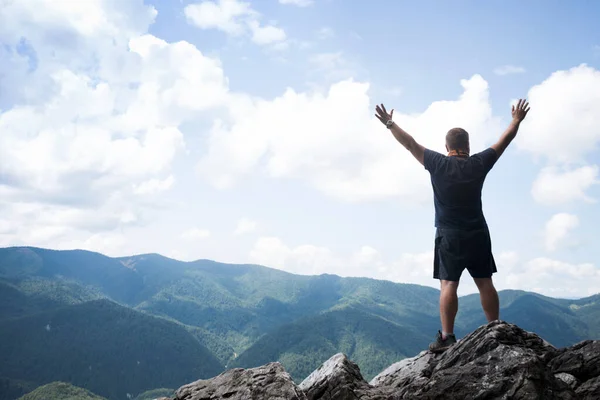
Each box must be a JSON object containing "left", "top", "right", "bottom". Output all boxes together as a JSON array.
[
  {"left": 441, "top": 280, "right": 459, "bottom": 293},
  {"left": 474, "top": 278, "right": 495, "bottom": 291}
]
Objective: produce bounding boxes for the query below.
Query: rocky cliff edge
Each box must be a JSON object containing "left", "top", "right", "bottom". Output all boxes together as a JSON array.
[{"left": 161, "top": 321, "right": 600, "bottom": 400}]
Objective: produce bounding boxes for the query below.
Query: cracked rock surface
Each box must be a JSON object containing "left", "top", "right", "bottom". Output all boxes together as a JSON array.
[{"left": 171, "top": 321, "right": 599, "bottom": 400}]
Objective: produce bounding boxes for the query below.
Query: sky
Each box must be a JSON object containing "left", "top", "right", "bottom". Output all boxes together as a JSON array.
[{"left": 0, "top": 0, "right": 599, "bottom": 298}]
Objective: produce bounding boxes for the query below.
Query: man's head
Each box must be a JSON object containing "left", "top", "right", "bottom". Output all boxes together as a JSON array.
[{"left": 445, "top": 128, "right": 470, "bottom": 154}]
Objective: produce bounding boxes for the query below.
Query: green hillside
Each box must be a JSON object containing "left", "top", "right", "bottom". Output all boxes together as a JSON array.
[
  {"left": 567, "top": 294, "right": 600, "bottom": 337},
  {"left": 457, "top": 290, "right": 592, "bottom": 346},
  {"left": 0, "top": 247, "right": 143, "bottom": 305},
  {"left": 232, "top": 305, "right": 430, "bottom": 381},
  {"left": 0, "top": 377, "right": 37, "bottom": 400},
  {"left": 18, "top": 382, "right": 106, "bottom": 400},
  {"left": 0, "top": 299, "right": 223, "bottom": 400}
]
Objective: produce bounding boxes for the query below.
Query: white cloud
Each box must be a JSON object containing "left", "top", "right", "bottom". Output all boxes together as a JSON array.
[
  {"left": 183, "top": 0, "right": 253, "bottom": 36},
  {"left": 196, "top": 74, "right": 502, "bottom": 203},
  {"left": 516, "top": 64, "right": 600, "bottom": 164},
  {"left": 505, "top": 257, "right": 600, "bottom": 297},
  {"left": 0, "top": 0, "right": 230, "bottom": 255},
  {"left": 185, "top": 0, "right": 287, "bottom": 48},
  {"left": 515, "top": 65, "right": 600, "bottom": 206},
  {"left": 279, "top": 0, "right": 314, "bottom": 7},
  {"left": 493, "top": 65, "right": 526, "bottom": 76},
  {"left": 544, "top": 213, "right": 579, "bottom": 252},
  {"left": 249, "top": 237, "right": 452, "bottom": 289},
  {"left": 133, "top": 176, "right": 175, "bottom": 195},
  {"left": 249, "top": 237, "right": 598, "bottom": 297},
  {"left": 249, "top": 237, "right": 338, "bottom": 276},
  {"left": 497, "top": 251, "right": 520, "bottom": 272},
  {"left": 248, "top": 20, "right": 287, "bottom": 45},
  {"left": 531, "top": 166, "right": 598, "bottom": 205},
  {"left": 234, "top": 218, "right": 257, "bottom": 235},
  {"left": 181, "top": 228, "right": 212, "bottom": 240}
]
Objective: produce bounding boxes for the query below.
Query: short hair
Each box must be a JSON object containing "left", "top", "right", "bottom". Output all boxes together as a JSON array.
[{"left": 446, "top": 128, "right": 469, "bottom": 151}]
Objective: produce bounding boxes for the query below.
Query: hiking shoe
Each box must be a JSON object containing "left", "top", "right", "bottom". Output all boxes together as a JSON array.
[{"left": 429, "top": 330, "right": 457, "bottom": 353}]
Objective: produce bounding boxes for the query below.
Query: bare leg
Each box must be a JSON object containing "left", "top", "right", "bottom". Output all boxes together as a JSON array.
[
  {"left": 440, "top": 280, "right": 460, "bottom": 335},
  {"left": 474, "top": 277, "right": 499, "bottom": 321}
]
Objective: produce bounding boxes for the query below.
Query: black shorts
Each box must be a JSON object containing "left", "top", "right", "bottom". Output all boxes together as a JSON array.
[{"left": 433, "top": 227, "right": 497, "bottom": 281}]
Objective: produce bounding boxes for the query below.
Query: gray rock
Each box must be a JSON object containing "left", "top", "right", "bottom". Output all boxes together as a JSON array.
[
  {"left": 173, "top": 362, "right": 306, "bottom": 400},
  {"left": 171, "top": 321, "right": 599, "bottom": 400},
  {"left": 550, "top": 340, "right": 600, "bottom": 382},
  {"left": 555, "top": 372, "right": 579, "bottom": 390},
  {"left": 576, "top": 375, "right": 600, "bottom": 399},
  {"left": 375, "top": 321, "right": 576, "bottom": 399},
  {"left": 298, "top": 353, "right": 387, "bottom": 400},
  {"left": 369, "top": 350, "right": 437, "bottom": 389}
]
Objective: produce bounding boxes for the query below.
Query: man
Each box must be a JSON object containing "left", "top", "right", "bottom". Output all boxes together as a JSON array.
[{"left": 375, "top": 99, "right": 530, "bottom": 352}]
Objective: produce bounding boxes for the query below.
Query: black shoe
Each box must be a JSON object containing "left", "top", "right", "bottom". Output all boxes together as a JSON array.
[{"left": 429, "top": 330, "right": 457, "bottom": 353}]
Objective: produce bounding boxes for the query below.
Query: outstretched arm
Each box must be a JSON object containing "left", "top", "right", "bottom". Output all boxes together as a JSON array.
[
  {"left": 375, "top": 104, "right": 425, "bottom": 165},
  {"left": 491, "top": 99, "right": 530, "bottom": 159}
]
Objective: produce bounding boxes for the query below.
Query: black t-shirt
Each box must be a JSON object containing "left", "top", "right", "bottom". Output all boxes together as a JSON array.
[{"left": 424, "top": 148, "right": 498, "bottom": 230}]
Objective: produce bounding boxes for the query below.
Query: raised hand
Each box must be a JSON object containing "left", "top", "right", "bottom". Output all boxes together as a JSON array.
[
  {"left": 375, "top": 104, "right": 394, "bottom": 126},
  {"left": 512, "top": 99, "right": 530, "bottom": 122}
]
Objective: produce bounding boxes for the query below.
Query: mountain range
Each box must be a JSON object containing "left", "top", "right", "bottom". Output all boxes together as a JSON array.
[{"left": 0, "top": 246, "right": 598, "bottom": 400}]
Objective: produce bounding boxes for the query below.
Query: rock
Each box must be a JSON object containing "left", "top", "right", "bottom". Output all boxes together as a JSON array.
[
  {"left": 384, "top": 321, "right": 575, "bottom": 399},
  {"left": 170, "top": 321, "right": 599, "bottom": 400},
  {"left": 555, "top": 372, "right": 579, "bottom": 390},
  {"left": 173, "top": 362, "right": 306, "bottom": 400},
  {"left": 369, "top": 350, "right": 437, "bottom": 389},
  {"left": 576, "top": 375, "right": 600, "bottom": 399},
  {"left": 298, "top": 353, "right": 387, "bottom": 400},
  {"left": 550, "top": 340, "right": 600, "bottom": 382}
]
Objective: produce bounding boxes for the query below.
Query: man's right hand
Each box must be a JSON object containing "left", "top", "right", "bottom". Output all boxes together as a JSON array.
[
  {"left": 511, "top": 99, "right": 530, "bottom": 122},
  {"left": 491, "top": 98, "right": 531, "bottom": 159}
]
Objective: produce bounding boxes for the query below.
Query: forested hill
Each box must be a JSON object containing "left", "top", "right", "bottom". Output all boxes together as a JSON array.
[{"left": 1, "top": 246, "right": 598, "bottom": 399}]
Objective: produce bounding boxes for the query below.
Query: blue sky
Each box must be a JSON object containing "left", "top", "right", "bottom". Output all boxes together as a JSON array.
[{"left": 0, "top": 0, "right": 599, "bottom": 298}]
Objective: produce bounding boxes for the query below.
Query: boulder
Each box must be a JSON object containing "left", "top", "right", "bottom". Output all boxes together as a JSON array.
[
  {"left": 550, "top": 340, "right": 600, "bottom": 382},
  {"left": 555, "top": 372, "right": 579, "bottom": 390},
  {"left": 575, "top": 375, "right": 600, "bottom": 399},
  {"left": 173, "top": 362, "right": 306, "bottom": 400},
  {"left": 298, "top": 353, "right": 387, "bottom": 400},
  {"left": 370, "top": 321, "right": 575, "bottom": 399},
  {"left": 369, "top": 350, "right": 437, "bottom": 389}
]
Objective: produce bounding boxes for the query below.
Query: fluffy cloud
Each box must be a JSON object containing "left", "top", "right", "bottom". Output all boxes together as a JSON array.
[
  {"left": 515, "top": 65, "right": 600, "bottom": 206},
  {"left": 250, "top": 237, "right": 339, "bottom": 276},
  {"left": 133, "top": 176, "right": 175, "bottom": 195},
  {"left": 249, "top": 237, "right": 598, "bottom": 297},
  {"left": 517, "top": 65, "right": 600, "bottom": 164},
  {"left": 531, "top": 166, "right": 598, "bottom": 205},
  {"left": 0, "top": 0, "right": 230, "bottom": 253},
  {"left": 505, "top": 257, "right": 599, "bottom": 297},
  {"left": 234, "top": 218, "right": 258, "bottom": 235},
  {"left": 197, "top": 75, "right": 502, "bottom": 203},
  {"left": 543, "top": 213, "right": 579, "bottom": 252},
  {"left": 185, "top": 0, "right": 287, "bottom": 47}
]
